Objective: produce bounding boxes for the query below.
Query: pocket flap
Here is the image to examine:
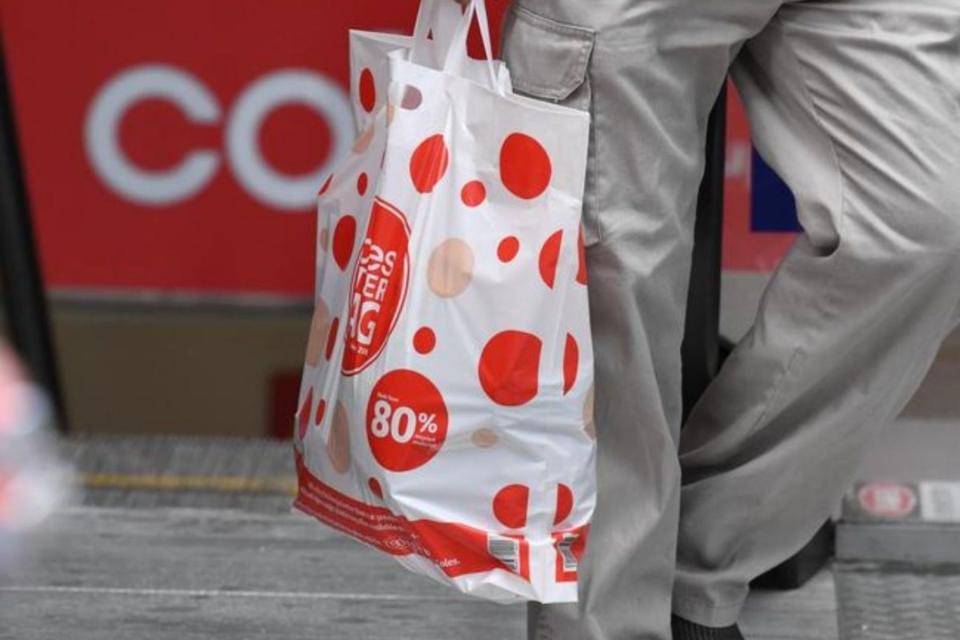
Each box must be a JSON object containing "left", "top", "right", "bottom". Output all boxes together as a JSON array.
[{"left": 502, "top": 6, "right": 595, "bottom": 102}]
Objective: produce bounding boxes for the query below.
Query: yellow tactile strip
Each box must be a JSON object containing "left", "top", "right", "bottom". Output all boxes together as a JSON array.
[{"left": 81, "top": 473, "right": 297, "bottom": 496}]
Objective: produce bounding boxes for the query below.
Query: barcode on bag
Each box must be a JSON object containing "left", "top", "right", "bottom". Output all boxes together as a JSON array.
[
  {"left": 555, "top": 534, "right": 578, "bottom": 573},
  {"left": 920, "top": 481, "right": 960, "bottom": 522},
  {"left": 488, "top": 535, "right": 520, "bottom": 572}
]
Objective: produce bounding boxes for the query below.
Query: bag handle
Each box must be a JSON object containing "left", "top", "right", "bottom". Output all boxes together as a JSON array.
[
  {"left": 411, "top": 0, "right": 462, "bottom": 67},
  {"left": 442, "top": 0, "right": 501, "bottom": 93}
]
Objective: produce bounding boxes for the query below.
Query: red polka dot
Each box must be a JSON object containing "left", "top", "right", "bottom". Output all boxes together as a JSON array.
[
  {"left": 332, "top": 215, "right": 357, "bottom": 271},
  {"left": 493, "top": 484, "right": 529, "bottom": 529},
  {"left": 314, "top": 398, "right": 327, "bottom": 426},
  {"left": 365, "top": 369, "right": 449, "bottom": 472},
  {"left": 297, "top": 388, "right": 313, "bottom": 441},
  {"left": 497, "top": 237, "right": 520, "bottom": 262},
  {"left": 563, "top": 334, "right": 579, "bottom": 395},
  {"left": 325, "top": 317, "right": 340, "bottom": 361},
  {"left": 357, "top": 172, "right": 368, "bottom": 196},
  {"left": 413, "top": 327, "right": 436, "bottom": 354},
  {"left": 318, "top": 174, "right": 333, "bottom": 196},
  {"left": 461, "top": 181, "right": 486, "bottom": 207},
  {"left": 555, "top": 484, "right": 573, "bottom": 525},
  {"left": 478, "top": 331, "right": 542, "bottom": 406},
  {"left": 359, "top": 68, "right": 376, "bottom": 113},
  {"left": 500, "top": 133, "right": 551, "bottom": 199},
  {"left": 410, "top": 134, "right": 449, "bottom": 194},
  {"left": 576, "top": 225, "right": 588, "bottom": 285},
  {"left": 539, "top": 230, "right": 563, "bottom": 289},
  {"left": 368, "top": 477, "right": 384, "bottom": 499}
]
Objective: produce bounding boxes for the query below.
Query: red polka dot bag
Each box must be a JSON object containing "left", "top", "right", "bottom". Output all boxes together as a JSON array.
[{"left": 294, "top": 0, "right": 595, "bottom": 603}]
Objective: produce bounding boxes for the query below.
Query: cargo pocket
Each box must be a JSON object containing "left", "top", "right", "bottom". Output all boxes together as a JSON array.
[{"left": 501, "top": 5, "right": 602, "bottom": 245}]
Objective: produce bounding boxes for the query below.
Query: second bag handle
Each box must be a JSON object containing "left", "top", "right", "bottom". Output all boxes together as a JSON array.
[
  {"left": 412, "top": 0, "right": 502, "bottom": 94},
  {"left": 411, "top": 0, "right": 462, "bottom": 68},
  {"left": 443, "top": 0, "right": 500, "bottom": 93}
]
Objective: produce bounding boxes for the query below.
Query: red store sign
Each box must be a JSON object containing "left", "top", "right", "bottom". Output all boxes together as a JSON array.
[{"left": 2, "top": 1, "right": 433, "bottom": 298}]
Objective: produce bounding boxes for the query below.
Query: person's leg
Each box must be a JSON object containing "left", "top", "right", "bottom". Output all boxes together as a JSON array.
[
  {"left": 674, "top": 0, "right": 960, "bottom": 626},
  {"left": 501, "top": 2, "right": 782, "bottom": 638}
]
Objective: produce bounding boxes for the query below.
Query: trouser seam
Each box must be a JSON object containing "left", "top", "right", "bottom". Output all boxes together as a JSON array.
[{"left": 586, "top": 48, "right": 604, "bottom": 245}]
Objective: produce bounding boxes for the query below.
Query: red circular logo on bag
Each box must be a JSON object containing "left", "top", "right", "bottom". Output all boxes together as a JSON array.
[
  {"left": 366, "top": 369, "right": 448, "bottom": 472},
  {"left": 342, "top": 198, "right": 410, "bottom": 375}
]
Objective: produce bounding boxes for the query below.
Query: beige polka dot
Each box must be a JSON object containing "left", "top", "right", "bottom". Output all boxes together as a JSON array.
[
  {"left": 471, "top": 428, "right": 499, "bottom": 448},
  {"left": 318, "top": 227, "right": 330, "bottom": 254},
  {"left": 352, "top": 122, "right": 375, "bottom": 154},
  {"left": 304, "top": 299, "right": 331, "bottom": 367},
  {"left": 327, "top": 401, "right": 351, "bottom": 473},
  {"left": 401, "top": 85, "right": 422, "bottom": 110},
  {"left": 427, "top": 238, "right": 474, "bottom": 298},
  {"left": 583, "top": 384, "right": 595, "bottom": 440}
]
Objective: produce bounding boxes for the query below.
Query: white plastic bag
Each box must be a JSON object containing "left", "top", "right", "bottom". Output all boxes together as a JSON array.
[{"left": 294, "top": 0, "right": 595, "bottom": 603}]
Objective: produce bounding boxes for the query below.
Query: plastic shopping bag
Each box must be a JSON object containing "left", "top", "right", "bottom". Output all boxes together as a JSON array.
[{"left": 294, "top": 0, "right": 595, "bottom": 603}]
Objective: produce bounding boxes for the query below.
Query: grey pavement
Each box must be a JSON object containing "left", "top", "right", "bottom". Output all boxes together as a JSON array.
[{"left": 1, "top": 505, "right": 837, "bottom": 640}]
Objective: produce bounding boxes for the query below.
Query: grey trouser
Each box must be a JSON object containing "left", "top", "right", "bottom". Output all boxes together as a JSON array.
[{"left": 501, "top": 1, "right": 960, "bottom": 638}]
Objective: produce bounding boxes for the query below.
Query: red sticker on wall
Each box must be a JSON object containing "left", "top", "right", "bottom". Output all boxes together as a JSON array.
[{"left": 858, "top": 482, "right": 917, "bottom": 519}]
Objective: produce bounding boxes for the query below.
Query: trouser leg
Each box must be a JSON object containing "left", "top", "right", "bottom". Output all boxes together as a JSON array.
[
  {"left": 502, "top": 2, "right": 781, "bottom": 638},
  {"left": 674, "top": 0, "right": 960, "bottom": 626}
]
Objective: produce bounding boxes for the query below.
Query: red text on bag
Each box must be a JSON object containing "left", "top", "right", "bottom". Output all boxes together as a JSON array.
[{"left": 343, "top": 198, "right": 411, "bottom": 375}]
